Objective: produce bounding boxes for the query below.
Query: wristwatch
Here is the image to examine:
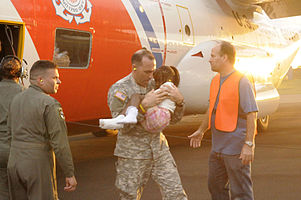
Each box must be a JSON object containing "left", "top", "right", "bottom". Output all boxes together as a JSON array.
[{"left": 245, "top": 141, "right": 254, "bottom": 147}]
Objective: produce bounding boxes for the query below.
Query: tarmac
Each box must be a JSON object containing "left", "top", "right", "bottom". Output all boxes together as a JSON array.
[{"left": 56, "top": 74, "right": 301, "bottom": 200}]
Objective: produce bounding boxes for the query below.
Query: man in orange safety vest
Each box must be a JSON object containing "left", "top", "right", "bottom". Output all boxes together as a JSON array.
[{"left": 189, "top": 40, "right": 258, "bottom": 200}]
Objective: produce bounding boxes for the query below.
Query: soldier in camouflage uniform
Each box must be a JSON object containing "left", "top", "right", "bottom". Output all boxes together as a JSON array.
[
  {"left": 0, "top": 56, "right": 23, "bottom": 200},
  {"left": 7, "top": 60, "right": 77, "bottom": 200},
  {"left": 108, "top": 49, "right": 188, "bottom": 200}
]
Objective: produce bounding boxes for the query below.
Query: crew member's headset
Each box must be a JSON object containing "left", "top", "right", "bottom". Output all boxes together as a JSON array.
[
  {"left": 0, "top": 55, "right": 27, "bottom": 85},
  {"left": 0, "top": 55, "right": 22, "bottom": 77}
]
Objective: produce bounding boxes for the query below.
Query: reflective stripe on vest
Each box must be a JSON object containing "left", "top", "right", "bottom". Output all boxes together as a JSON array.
[{"left": 208, "top": 71, "right": 243, "bottom": 132}]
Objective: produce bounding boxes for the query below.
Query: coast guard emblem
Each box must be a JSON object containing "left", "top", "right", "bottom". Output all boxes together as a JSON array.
[{"left": 52, "top": 0, "right": 92, "bottom": 24}]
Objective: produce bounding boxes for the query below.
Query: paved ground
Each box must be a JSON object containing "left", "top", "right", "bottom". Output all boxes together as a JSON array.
[{"left": 56, "top": 78, "right": 301, "bottom": 200}]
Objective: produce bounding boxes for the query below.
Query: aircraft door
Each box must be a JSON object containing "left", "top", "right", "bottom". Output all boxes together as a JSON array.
[
  {"left": 176, "top": 5, "right": 194, "bottom": 45},
  {"left": 0, "top": 22, "right": 25, "bottom": 60},
  {"left": 0, "top": 22, "right": 28, "bottom": 82}
]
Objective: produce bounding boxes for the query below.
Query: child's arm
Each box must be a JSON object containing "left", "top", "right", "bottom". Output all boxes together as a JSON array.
[{"left": 159, "top": 83, "right": 185, "bottom": 125}]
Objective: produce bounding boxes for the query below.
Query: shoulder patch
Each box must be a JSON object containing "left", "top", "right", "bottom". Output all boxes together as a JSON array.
[
  {"left": 114, "top": 91, "right": 127, "bottom": 102},
  {"left": 58, "top": 108, "right": 65, "bottom": 120}
]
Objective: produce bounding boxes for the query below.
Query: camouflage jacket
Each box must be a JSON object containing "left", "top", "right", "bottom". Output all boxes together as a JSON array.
[{"left": 107, "top": 73, "right": 184, "bottom": 159}]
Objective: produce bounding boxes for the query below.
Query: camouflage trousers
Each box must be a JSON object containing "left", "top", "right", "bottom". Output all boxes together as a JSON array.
[{"left": 115, "top": 151, "right": 188, "bottom": 200}]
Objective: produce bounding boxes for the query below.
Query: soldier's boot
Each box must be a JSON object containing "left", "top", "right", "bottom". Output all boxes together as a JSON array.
[{"left": 117, "top": 106, "right": 138, "bottom": 124}]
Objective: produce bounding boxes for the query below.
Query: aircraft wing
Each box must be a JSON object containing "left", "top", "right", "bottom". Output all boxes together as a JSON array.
[
  {"left": 258, "top": 0, "right": 301, "bottom": 19},
  {"left": 228, "top": 0, "right": 301, "bottom": 19},
  {"left": 230, "top": 0, "right": 275, "bottom": 6}
]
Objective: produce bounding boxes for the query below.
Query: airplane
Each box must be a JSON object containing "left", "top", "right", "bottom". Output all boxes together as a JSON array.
[{"left": 1, "top": 0, "right": 301, "bottom": 136}]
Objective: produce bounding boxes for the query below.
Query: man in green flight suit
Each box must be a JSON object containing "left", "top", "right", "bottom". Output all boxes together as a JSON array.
[
  {"left": 7, "top": 60, "right": 77, "bottom": 200},
  {"left": 0, "top": 56, "right": 23, "bottom": 200}
]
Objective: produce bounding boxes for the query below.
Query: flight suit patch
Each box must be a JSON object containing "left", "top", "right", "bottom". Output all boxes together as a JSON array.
[
  {"left": 114, "top": 91, "right": 127, "bottom": 102},
  {"left": 58, "top": 108, "right": 65, "bottom": 120}
]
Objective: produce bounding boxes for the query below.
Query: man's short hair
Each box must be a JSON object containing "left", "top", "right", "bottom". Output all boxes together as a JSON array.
[
  {"left": 30, "top": 60, "right": 57, "bottom": 80},
  {"left": 131, "top": 48, "right": 155, "bottom": 67},
  {"left": 218, "top": 41, "right": 236, "bottom": 64}
]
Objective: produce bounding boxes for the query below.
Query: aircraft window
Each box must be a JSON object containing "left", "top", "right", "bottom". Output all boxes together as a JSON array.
[
  {"left": 53, "top": 28, "right": 91, "bottom": 68},
  {"left": 185, "top": 25, "right": 191, "bottom": 36}
]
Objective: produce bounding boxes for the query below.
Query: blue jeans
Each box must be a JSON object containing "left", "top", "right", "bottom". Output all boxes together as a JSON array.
[{"left": 208, "top": 151, "right": 254, "bottom": 200}]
